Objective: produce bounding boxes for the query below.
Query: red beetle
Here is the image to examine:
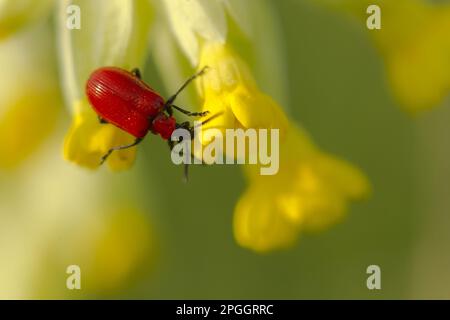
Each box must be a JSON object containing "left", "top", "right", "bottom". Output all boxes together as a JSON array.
[{"left": 86, "top": 66, "right": 215, "bottom": 172}]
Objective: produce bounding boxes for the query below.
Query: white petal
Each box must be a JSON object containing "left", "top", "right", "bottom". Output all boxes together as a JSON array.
[
  {"left": 151, "top": 19, "right": 198, "bottom": 108},
  {"left": 162, "top": 0, "right": 227, "bottom": 66},
  {"left": 57, "top": 0, "right": 152, "bottom": 112},
  {"left": 223, "top": 0, "right": 253, "bottom": 37}
]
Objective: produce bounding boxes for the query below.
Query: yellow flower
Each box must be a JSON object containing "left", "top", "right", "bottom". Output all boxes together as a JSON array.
[
  {"left": 319, "top": 0, "right": 450, "bottom": 112},
  {"left": 59, "top": 0, "right": 152, "bottom": 170},
  {"left": 197, "top": 42, "right": 289, "bottom": 145},
  {"left": 235, "top": 124, "right": 370, "bottom": 253},
  {"left": 63, "top": 102, "right": 137, "bottom": 171},
  {"left": 195, "top": 42, "right": 370, "bottom": 252},
  {"left": 157, "top": 0, "right": 371, "bottom": 252},
  {"left": 381, "top": 2, "right": 450, "bottom": 112},
  {"left": 0, "top": 22, "right": 61, "bottom": 169}
]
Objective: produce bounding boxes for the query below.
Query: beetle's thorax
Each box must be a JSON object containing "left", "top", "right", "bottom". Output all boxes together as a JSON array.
[{"left": 150, "top": 114, "right": 176, "bottom": 140}]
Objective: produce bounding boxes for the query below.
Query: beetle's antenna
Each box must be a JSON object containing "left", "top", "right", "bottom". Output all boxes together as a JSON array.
[
  {"left": 196, "top": 111, "right": 223, "bottom": 128},
  {"left": 171, "top": 105, "right": 210, "bottom": 117},
  {"left": 165, "top": 66, "right": 209, "bottom": 107}
]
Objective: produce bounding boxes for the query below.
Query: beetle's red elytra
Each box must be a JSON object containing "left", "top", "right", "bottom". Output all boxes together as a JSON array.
[
  {"left": 87, "top": 67, "right": 165, "bottom": 139},
  {"left": 85, "top": 66, "right": 215, "bottom": 171}
]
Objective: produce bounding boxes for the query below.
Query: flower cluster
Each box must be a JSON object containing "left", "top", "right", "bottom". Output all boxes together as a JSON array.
[
  {"left": 0, "top": 0, "right": 371, "bottom": 258},
  {"left": 154, "top": 0, "right": 370, "bottom": 252}
]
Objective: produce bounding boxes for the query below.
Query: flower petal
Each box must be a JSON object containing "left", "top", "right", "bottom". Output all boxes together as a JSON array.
[
  {"left": 229, "top": 86, "right": 289, "bottom": 134},
  {"left": 197, "top": 43, "right": 288, "bottom": 141},
  {"left": 234, "top": 180, "right": 301, "bottom": 253},
  {"left": 236, "top": 123, "right": 370, "bottom": 252},
  {"left": 162, "top": 0, "right": 227, "bottom": 66},
  {"left": 63, "top": 100, "right": 137, "bottom": 171}
]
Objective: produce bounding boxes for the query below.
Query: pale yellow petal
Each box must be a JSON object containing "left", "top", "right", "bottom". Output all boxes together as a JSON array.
[
  {"left": 0, "top": 23, "right": 61, "bottom": 169},
  {"left": 237, "top": 123, "right": 371, "bottom": 252},
  {"left": 63, "top": 101, "right": 137, "bottom": 171},
  {"left": 234, "top": 181, "right": 301, "bottom": 253}
]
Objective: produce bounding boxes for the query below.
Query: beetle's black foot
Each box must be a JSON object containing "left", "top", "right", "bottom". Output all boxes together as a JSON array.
[
  {"left": 172, "top": 105, "right": 210, "bottom": 117},
  {"left": 189, "top": 110, "right": 210, "bottom": 117},
  {"left": 100, "top": 152, "right": 112, "bottom": 165},
  {"left": 98, "top": 116, "right": 109, "bottom": 124},
  {"left": 198, "top": 65, "right": 209, "bottom": 76},
  {"left": 99, "top": 138, "right": 143, "bottom": 165},
  {"left": 131, "top": 68, "right": 142, "bottom": 79}
]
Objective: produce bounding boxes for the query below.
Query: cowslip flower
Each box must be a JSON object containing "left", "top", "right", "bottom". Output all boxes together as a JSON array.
[
  {"left": 196, "top": 42, "right": 289, "bottom": 145},
  {"left": 59, "top": 0, "right": 153, "bottom": 170},
  {"left": 235, "top": 124, "right": 370, "bottom": 252},
  {"left": 9, "top": 0, "right": 370, "bottom": 255},
  {"left": 157, "top": 0, "right": 371, "bottom": 252},
  {"left": 18, "top": 0, "right": 371, "bottom": 254},
  {"left": 317, "top": 0, "right": 450, "bottom": 112},
  {"left": 0, "top": 0, "right": 157, "bottom": 297}
]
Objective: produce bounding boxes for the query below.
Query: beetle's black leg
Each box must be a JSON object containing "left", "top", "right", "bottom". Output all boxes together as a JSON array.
[
  {"left": 131, "top": 68, "right": 142, "bottom": 79},
  {"left": 165, "top": 66, "right": 209, "bottom": 107},
  {"left": 166, "top": 105, "right": 173, "bottom": 116},
  {"left": 188, "top": 112, "right": 223, "bottom": 137},
  {"left": 177, "top": 121, "right": 208, "bottom": 166},
  {"left": 100, "top": 138, "right": 142, "bottom": 165},
  {"left": 167, "top": 132, "right": 190, "bottom": 183},
  {"left": 171, "top": 105, "right": 210, "bottom": 117},
  {"left": 98, "top": 115, "right": 109, "bottom": 124},
  {"left": 168, "top": 139, "right": 175, "bottom": 151},
  {"left": 176, "top": 121, "right": 190, "bottom": 130},
  {"left": 200, "top": 112, "right": 223, "bottom": 126}
]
